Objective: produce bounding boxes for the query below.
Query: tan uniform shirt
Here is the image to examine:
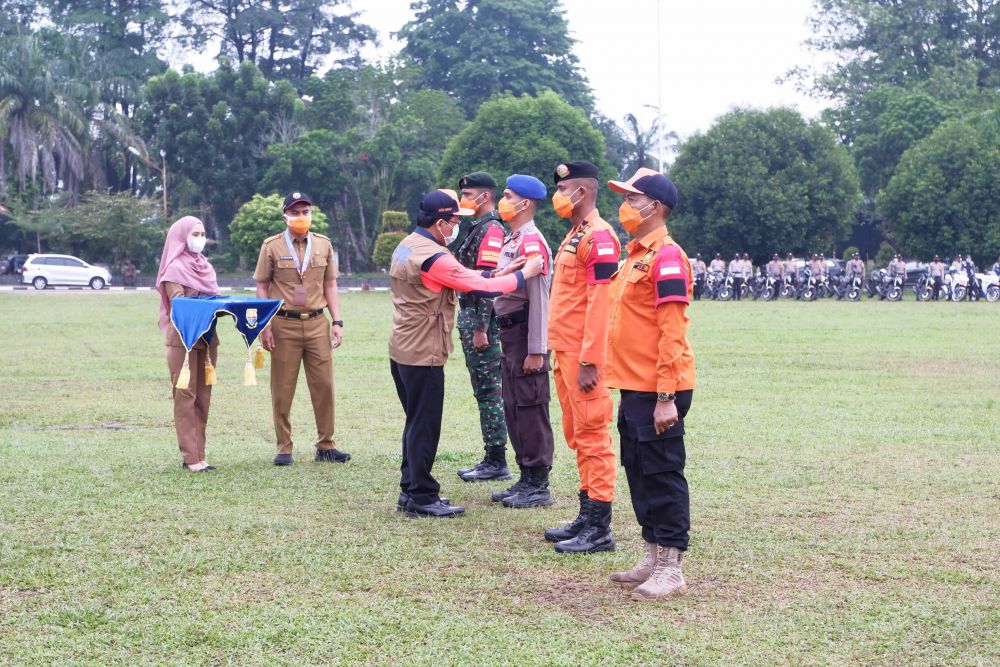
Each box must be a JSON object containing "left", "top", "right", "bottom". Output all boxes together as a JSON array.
[
  {"left": 929, "top": 261, "right": 945, "bottom": 277},
  {"left": 709, "top": 259, "right": 726, "bottom": 273},
  {"left": 493, "top": 220, "right": 552, "bottom": 355},
  {"left": 253, "top": 231, "right": 339, "bottom": 312},
  {"left": 783, "top": 259, "right": 797, "bottom": 276},
  {"left": 766, "top": 260, "right": 782, "bottom": 277},
  {"left": 846, "top": 259, "right": 865, "bottom": 276}
]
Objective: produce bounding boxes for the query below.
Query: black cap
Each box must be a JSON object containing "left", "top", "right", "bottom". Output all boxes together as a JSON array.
[
  {"left": 283, "top": 191, "right": 313, "bottom": 211},
  {"left": 553, "top": 160, "right": 599, "bottom": 185},
  {"left": 458, "top": 171, "right": 497, "bottom": 190}
]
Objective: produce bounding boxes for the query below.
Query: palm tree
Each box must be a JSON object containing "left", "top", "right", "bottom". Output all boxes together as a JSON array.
[
  {"left": 622, "top": 112, "right": 678, "bottom": 174},
  {"left": 0, "top": 36, "right": 89, "bottom": 202}
]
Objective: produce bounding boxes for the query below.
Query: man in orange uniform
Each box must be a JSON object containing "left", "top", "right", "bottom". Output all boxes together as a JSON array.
[
  {"left": 604, "top": 168, "right": 696, "bottom": 601},
  {"left": 544, "top": 160, "right": 621, "bottom": 554}
]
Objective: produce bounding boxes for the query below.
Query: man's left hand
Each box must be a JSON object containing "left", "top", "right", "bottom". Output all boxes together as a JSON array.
[
  {"left": 472, "top": 329, "right": 489, "bottom": 351},
  {"left": 330, "top": 324, "right": 343, "bottom": 349},
  {"left": 523, "top": 353, "right": 545, "bottom": 374},
  {"left": 653, "top": 400, "right": 678, "bottom": 435},
  {"left": 577, "top": 364, "right": 599, "bottom": 393}
]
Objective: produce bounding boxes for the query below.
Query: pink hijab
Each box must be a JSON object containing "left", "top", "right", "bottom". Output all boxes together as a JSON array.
[{"left": 155, "top": 216, "right": 219, "bottom": 332}]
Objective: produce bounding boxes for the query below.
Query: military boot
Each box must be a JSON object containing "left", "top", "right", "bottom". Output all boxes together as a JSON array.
[
  {"left": 554, "top": 498, "right": 616, "bottom": 554},
  {"left": 544, "top": 490, "right": 588, "bottom": 542},
  {"left": 458, "top": 446, "right": 512, "bottom": 482},
  {"left": 631, "top": 546, "right": 686, "bottom": 601},
  {"left": 501, "top": 466, "right": 553, "bottom": 508},
  {"left": 609, "top": 541, "right": 657, "bottom": 588},
  {"left": 490, "top": 466, "right": 528, "bottom": 502}
]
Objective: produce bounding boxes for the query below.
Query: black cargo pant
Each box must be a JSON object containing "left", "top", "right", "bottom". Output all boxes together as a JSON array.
[
  {"left": 618, "top": 389, "right": 694, "bottom": 550},
  {"left": 732, "top": 277, "right": 743, "bottom": 300},
  {"left": 391, "top": 360, "right": 445, "bottom": 505},
  {"left": 498, "top": 321, "right": 554, "bottom": 468}
]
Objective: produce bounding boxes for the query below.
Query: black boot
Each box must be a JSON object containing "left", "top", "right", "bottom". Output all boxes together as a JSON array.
[
  {"left": 458, "top": 446, "right": 512, "bottom": 482},
  {"left": 502, "top": 466, "right": 553, "bottom": 508},
  {"left": 490, "top": 466, "right": 528, "bottom": 502},
  {"left": 554, "top": 498, "right": 616, "bottom": 554},
  {"left": 544, "top": 490, "right": 588, "bottom": 541}
]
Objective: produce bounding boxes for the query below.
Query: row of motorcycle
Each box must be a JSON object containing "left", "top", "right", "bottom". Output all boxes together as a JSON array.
[{"left": 697, "top": 269, "right": 1000, "bottom": 302}]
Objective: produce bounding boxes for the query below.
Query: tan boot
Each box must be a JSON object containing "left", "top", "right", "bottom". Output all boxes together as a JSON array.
[
  {"left": 631, "top": 546, "right": 687, "bottom": 601},
  {"left": 609, "top": 541, "right": 657, "bottom": 588}
]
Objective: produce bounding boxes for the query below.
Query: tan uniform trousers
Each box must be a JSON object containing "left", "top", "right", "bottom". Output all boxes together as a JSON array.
[
  {"left": 270, "top": 316, "right": 336, "bottom": 454},
  {"left": 166, "top": 342, "right": 218, "bottom": 465}
]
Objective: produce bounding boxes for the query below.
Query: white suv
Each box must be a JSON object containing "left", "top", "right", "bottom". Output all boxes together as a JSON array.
[{"left": 21, "top": 254, "right": 112, "bottom": 290}]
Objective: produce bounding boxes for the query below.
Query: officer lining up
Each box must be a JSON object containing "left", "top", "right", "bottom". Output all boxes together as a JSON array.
[{"left": 157, "top": 163, "right": 699, "bottom": 602}]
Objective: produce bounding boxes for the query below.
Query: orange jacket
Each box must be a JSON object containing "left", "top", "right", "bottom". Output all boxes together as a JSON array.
[
  {"left": 606, "top": 226, "right": 696, "bottom": 394},
  {"left": 548, "top": 209, "right": 620, "bottom": 367}
]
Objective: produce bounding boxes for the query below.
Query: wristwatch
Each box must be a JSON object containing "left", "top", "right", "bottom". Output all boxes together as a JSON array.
[
  {"left": 656, "top": 392, "right": 676, "bottom": 403},
  {"left": 331, "top": 320, "right": 344, "bottom": 327}
]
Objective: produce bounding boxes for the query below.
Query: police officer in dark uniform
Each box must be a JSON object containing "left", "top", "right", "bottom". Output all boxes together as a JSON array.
[{"left": 452, "top": 171, "right": 511, "bottom": 482}]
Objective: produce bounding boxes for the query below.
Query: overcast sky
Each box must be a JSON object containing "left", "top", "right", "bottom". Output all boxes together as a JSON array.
[{"left": 355, "top": 0, "right": 832, "bottom": 146}]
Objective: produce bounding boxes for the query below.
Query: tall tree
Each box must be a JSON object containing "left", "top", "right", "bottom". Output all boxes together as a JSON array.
[
  {"left": 669, "top": 108, "right": 861, "bottom": 262},
  {"left": 879, "top": 113, "right": 1000, "bottom": 264},
  {"left": 181, "top": 0, "right": 374, "bottom": 83},
  {"left": 398, "top": 0, "right": 593, "bottom": 117},
  {"left": 437, "top": 90, "right": 614, "bottom": 243}
]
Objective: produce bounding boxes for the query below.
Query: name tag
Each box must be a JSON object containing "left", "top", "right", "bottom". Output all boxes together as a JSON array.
[
  {"left": 632, "top": 262, "right": 650, "bottom": 273},
  {"left": 280, "top": 256, "right": 294, "bottom": 260}
]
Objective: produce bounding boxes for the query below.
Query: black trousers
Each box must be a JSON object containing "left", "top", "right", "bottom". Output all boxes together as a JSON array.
[
  {"left": 498, "top": 321, "right": 554, "bottom": 468},
  {"left": 618, "top": 389, "right": 694, "bottom": 550},
  {"left": 732, "top": 277, "right": 744, "bottom": 300},
  {"left": 932, "top": 276, "right": 942, "bottom": 300},
  {"left": 693, "top": 277, "right": 704, "bottom": 300},
  {"left": 390, "top": 360, "right": 445, "bottom": 505}
]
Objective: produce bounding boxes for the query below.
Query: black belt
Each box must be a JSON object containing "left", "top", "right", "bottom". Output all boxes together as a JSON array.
[
  {"left": 276, "top": 309, "right": 326, "bottom": 320},
  {"left": 496, "top": 308, "right": 528, "bottom": 328}
]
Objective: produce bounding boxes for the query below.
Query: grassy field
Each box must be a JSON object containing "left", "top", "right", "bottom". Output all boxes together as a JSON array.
[{"left": 0, "top": 292, "right": 997, "bottom": 666}]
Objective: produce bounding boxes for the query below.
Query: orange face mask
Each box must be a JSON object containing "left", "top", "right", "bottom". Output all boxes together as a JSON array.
[
  {"left": 618, "top": 200, "right": 656, "bottom": 234},
  {"left": 459, "top": 192, "right": 484, "bottom": 212},
  {"left": 285, "top": 214, "right": 311, "bottom": 235},
  {"left": 551, "top": 187, "right": 581, "bottom": 219},
  {"left": 498, "top": 197, "right": 525, "bottom": 222}
]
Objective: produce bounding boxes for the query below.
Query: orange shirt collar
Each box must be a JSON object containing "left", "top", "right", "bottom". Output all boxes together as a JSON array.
[{"left": 625, "top": 225, "right": 668, "bottom": 254}]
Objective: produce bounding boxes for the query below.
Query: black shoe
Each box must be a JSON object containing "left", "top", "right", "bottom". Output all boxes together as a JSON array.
[
  {"left": 490, "top": 467, "right": 528, "bottom": 502},
  {"left": 544, "top": 490, "right": 589, "bottom": 541},
  {"left": 273, "top": 453, "right": 293, "bottom": 466},
  {"left": 459, "top": 459, "right": 511, "bottom": 482},
  {"left": 315, "top": 448, "right": 351, "bottom": 463},
  {"left": 502, "top": 467, "right": 553, "bottom": 508},
  {"left": 404, "top": 498, "right": 465, "bottom": 518},
  {"left": 554, "top": 499, "right": 616, "bottom": 554},
  {"left": 397, "top": 492, "right": 450, "bottom": 511}
]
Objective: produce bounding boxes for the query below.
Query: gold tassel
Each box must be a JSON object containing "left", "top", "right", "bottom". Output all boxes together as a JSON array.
[
  {"left": 204, "top": 359, "right": 217, "bottom": 386},
  {"left": 253, "top": 346, "right": 266, "bottom": 369},
  {"left": 244, "top": 360, "right": 256, "bottom": 386},
  {"left": 175, "top": 350, "right": 191, "bottom": 390}
]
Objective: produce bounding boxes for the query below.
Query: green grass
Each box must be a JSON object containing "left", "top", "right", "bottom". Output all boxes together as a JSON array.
[{"left": 1, "top": 292, "right": 998, "bottom": 665}]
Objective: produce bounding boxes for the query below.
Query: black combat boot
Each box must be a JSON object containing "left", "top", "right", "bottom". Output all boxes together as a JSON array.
[
  {"left": 458, "top": 446, "right": 512, "bottom": 482},
  {"left": 544, "top": 490, "right": 588, "bottom": 541},
  {"left": 502, "top": 466, "right": 553, "bottom": 508},
  {"left": 490, "top": 466, "right": 528, "bottom": 502},
  {"left": 554, "top": 498, "right": 616, "bottom": 554}
]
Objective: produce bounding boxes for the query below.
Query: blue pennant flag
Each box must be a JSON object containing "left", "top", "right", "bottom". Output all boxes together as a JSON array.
[{"left": 170, "top": 296, "right": 283, "bottom": 351}]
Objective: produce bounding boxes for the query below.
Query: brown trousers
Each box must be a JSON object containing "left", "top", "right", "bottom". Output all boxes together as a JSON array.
[
  {"left": 269, "top": 316, "right": 336, "bottom": 454},
  {"left": 166, "top": 343, "right": 217, "bottom": 465}
]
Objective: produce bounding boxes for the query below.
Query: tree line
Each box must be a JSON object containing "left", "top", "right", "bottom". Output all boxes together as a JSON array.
[{"left": 1, "top": 0, "right": 998, "bottom": 273}]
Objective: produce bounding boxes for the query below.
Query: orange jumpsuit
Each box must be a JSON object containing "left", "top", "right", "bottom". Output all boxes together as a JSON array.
[{"left": 548, "top": 209, "right": 621, "bottom": 503}]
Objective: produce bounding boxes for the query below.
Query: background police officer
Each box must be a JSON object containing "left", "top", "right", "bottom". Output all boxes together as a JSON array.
[
  {"left": 255, "top": 192, "right": 348, "bottom": 466},
  {"left": 451, "top": 171, "right": 510, "bottom": 483},
  {"left": 489, "top": 174, "right": 555, "bottom": 509},
  {"left": 929, "top": 255, "right": 945, "bottom": 300}
]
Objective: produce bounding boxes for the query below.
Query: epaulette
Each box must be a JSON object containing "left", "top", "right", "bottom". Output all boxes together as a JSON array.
[{"left": 263, "top": 233, "right": 283, "bottom": 244}]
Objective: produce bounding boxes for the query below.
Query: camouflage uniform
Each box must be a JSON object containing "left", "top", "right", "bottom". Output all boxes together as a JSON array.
[{"left": 454, "top": 211, "right": 508, "bottom": 456}]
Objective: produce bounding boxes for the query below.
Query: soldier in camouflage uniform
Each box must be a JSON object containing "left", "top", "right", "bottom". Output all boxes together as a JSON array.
[{"left": 451, "top": 172, "right": 511, "bottom": 482}]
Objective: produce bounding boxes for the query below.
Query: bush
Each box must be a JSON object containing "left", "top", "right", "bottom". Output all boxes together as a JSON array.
[
  {"left": 875, "top": 241, "right": 896, "bottom": 266},
  {"left": 842, "top": 246, "right": 859, "bottom": 262},
  {"left": 372, "top": 232, "right": 406, "bottom": 269},
  {"left": 381, "top": 210, "right": 410, "bottom": 233},
  {"left": 229, "top": 194, "right": 328, "bottom": 266}
]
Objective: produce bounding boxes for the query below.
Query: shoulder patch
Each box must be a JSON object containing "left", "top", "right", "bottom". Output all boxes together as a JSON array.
[
  {"left": 585, "top": 228, "right": 620, "bottom": 285},
  {"left": 653, "top": 242, "right": 690, "bottom": 306},
  {"left": 519, "top": 231, "right": 550, "bottom": 276},
  {"left": 476, "top": 225, "right": 504, "bottom": 268}
]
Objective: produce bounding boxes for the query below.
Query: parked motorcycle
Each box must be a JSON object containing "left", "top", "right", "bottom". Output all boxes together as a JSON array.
[
  {"left": 716, "top": 273, "right": 736, "bottom": 301},
  {"left": 797, "top": 270, "right": 818, "bottom": 301}
]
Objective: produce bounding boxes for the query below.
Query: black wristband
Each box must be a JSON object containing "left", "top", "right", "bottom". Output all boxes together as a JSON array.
[{"left": 331, "top": 320, "right": 344, "bottom": 327}]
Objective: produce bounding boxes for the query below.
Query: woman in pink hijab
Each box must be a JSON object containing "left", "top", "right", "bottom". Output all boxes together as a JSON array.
[{"left": 156, "top": 216, "right": 220, "bottom": 472}]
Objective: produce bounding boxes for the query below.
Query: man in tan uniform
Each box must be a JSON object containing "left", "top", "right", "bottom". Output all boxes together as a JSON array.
[{"left": 255, "top": 192, "right": 348, "bottom": 466}]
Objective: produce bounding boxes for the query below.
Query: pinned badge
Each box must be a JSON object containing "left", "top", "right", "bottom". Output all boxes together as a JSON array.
[{"left": 555, "top": 164, "right": 570, "bottom": 178}]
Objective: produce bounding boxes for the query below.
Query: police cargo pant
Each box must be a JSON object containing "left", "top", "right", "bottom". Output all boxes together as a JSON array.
[
  {"left": 269, "top": 316, "right": 336, "bottom": 455},
  {"left": 390, "top": 360, "right": 445, "bottom": 505},
  {"left": 618, "top": 389, "right": 694, "bottom": 550},
  {"left": 166, "top": 340, "right": 218, "bottom": 466},
  {"left": 552, "top": 351, "right": 617, "bottom": 502},
  {"left": 498, "top": 321, "right": 554, "bottom": 468},
  {"left": 458, "top": 317, "right": 507, "bottom": 451}
]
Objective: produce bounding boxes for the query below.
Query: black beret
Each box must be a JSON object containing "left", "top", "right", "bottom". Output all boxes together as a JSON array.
[
  {"left": 458, "top": 171, "right": 497, "bottom": 190},
  {"left": 553, "top": 160, "right": 599, "bottom": 185}
]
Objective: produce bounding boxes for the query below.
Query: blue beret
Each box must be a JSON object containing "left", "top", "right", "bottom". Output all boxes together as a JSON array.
[{"left": 505, "top": 174, "right": 547, "bottom": 200}]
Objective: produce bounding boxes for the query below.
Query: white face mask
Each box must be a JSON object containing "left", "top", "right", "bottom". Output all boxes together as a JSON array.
[
  {"left": 441, "top": 220, "right": 459, "bottom": 245},
  {"left": 187, "top": 235, "right": 207, "bottom": 254}
]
